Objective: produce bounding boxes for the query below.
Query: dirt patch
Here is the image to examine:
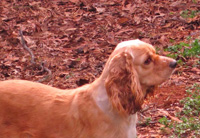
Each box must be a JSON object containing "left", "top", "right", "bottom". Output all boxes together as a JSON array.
[
  {"left": 137, "top": 84, "right": 188, "bottom": 137},
  {"left": 152, "top": 84, "right": 187, "bottom": 108}
]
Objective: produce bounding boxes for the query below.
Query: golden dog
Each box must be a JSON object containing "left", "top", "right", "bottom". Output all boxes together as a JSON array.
[{"left": 0, "top": 39, "right": 176, "bottom": 138}]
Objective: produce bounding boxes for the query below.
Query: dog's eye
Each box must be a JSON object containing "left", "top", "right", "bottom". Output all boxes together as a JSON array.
[{"left": 144, "top": 57, "right": 151, "bottom": 65}]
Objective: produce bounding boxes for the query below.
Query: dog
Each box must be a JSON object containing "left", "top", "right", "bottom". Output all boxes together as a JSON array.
[{"left": 0, "top": 39, "right": 176, "bottom": 138}]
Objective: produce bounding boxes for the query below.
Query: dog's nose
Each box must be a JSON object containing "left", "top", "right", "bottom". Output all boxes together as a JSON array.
[{"left": 169, "top": 60, "right": 177, "bottom": 68}]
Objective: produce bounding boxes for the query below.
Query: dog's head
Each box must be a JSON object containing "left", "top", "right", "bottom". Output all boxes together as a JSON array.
[{"left": 103, "top": 39, "right": 176, "bottom": 115}]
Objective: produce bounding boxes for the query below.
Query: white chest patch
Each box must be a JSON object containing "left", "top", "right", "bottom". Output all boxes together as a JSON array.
[{"left": 127, "top": 114, "right": 137, "bottom": 138}]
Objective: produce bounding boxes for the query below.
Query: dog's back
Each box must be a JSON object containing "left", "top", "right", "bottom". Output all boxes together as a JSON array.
[{"left": 0, "top": 80, "right": 76, "bottom": 138}]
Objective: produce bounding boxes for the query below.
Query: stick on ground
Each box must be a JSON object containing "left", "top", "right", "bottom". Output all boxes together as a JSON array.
[
  {"left": 19, "top": 29, "right": 35, "bottom": 64},
  {"left": 19, "top": 28, "right": 52, "bottom": 82}
]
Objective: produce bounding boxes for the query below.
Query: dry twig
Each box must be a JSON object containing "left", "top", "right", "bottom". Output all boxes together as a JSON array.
[
  {"left": 37, "top": 62, "right": 52, "bottom": 83},
  {"left": 19, "top": 28, "right": 52, "bottom": 82},
  {"left": 19, "top": 29, "right": 35, "bottom": 64}
]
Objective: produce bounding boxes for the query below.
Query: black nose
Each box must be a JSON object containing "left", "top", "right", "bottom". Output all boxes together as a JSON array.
[{"left": 169, "top": 61, "right": 177, "bottom": 68}]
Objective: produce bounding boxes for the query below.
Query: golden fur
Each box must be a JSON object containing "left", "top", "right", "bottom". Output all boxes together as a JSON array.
[{"left": 0, "top": 39, "right": 176, "bottom": 138}]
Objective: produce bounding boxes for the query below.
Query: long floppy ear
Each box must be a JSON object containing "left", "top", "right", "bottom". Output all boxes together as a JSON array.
[{"left": 105, "top": 51, "right": 144, "bottom": 115}]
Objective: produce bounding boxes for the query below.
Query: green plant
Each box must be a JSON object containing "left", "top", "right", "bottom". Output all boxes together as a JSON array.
[
  {"left": 145, "top": 117, "right": 152, "bottom": 126},
  {"left": 164, "top": 39, "right": 200, "bottom": 64},
  {"left": 159, "top": 116, "right": 173, "bottom": 128},
  {"left": 155, "top": 47, "right": 160, "bottom": 54},
  {"left": 165, "top": 42, "right": 188, "bottom": 59},
  {"left": 169, "top": 39, "right": 175, "bottom": 43},
  {"left": 183, "top": 39, "right": 200, "bottom": 57},
  {"left": 65, "top": 72, "right": 74, "bottom": 79},
  {"left": 192, "top": 0, "right": 197, "bottom": 3},
  {"left": 76, "top": 58, "right": 81, "bottom": 61},
  {"left": 175, "top": 84, "right": 200, "bottom": 137},
  {"left": 174, "top": 117, "right": 200, "bottom": 137},
  {"left": 180, "top": 10, "right": 199, "bottom": 18},
  {"left": 161, "top": 84, "right": 200, "bottom": 137},
  {"left": 181, "top": 84, "right": 200, "bottom": 116},
  {"left": 186, "top": 36, "right": 192, "bottom": 40}
]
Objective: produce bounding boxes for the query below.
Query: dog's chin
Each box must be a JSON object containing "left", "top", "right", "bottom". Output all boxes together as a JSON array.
[{"left": 145, "top": 85, "right": 156, "bottom": 99}]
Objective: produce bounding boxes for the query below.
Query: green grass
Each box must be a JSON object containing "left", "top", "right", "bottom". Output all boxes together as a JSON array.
[
  {"left": 145, "top": 117, "right": 152, "bottom": 126},
  {"left": 192, "top": 0, "right": 197, "bottom": 3},
  {"left": 180, "top": 10, "right": 199, "bottom": 18},
  {"left": 164, "top": 39, "right": 200, "bottom": 64},
  {"left": 158, "top": 84, "right": 200, "bottom": 137},
  {"left": 159, "top": 116, "right": 173, "bottom": 128}
]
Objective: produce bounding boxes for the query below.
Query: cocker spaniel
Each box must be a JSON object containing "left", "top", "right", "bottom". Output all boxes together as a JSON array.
[{"left": 0, "top": 39, "right": 176, "bottom": 138}]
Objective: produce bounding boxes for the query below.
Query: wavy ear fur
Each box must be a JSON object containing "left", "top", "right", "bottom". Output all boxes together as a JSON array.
[{"left": 105, "top": 52, "right": 144, "bottom": 115}]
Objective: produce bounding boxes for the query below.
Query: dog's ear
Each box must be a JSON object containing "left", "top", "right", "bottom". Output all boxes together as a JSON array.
[{"left": 105, "top": 51, "right": 144, "bottom": 115}]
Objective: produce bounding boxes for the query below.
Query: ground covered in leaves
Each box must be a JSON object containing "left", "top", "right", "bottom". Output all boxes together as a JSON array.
[{"left": 0, "top": 0, "right": 199, "bottom": 137}]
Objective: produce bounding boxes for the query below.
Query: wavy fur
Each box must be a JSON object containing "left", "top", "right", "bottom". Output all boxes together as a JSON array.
[{"left": 105, "top": 52, "right": 144, "bottom": 115}]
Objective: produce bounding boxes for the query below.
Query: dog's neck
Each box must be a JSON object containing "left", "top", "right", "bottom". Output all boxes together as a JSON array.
[
  {"left": 90, "top": 77, "right": 137, "bottom": 137},
  {"left": 91, "top": 77, "right": 113, "bottom": 115},
  {"left": 91, "top": 76, "right": 129, "bottom": 120},
  {"left": 91, "top": 77, "right": 152, "bottom": 116}
]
